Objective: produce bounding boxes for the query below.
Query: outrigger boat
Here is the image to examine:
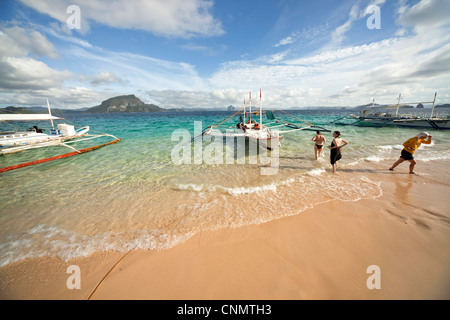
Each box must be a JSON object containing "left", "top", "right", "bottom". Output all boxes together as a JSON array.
[
  {"left": 0, "top": 100, "right": 120, "bottom": 173},
  {"left": 193, "top": 90, "right": 330, "bottom": 150},
  {"left": 332, "top": 93, "right": 450, "bottom": 129}
]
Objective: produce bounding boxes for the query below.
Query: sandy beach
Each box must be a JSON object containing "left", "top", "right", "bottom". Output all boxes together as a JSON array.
[{"left": 1, "top": 163, "right": 449, "bottom": 300}]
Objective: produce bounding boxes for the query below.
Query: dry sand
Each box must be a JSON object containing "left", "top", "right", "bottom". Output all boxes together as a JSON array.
[{"left": 1, "top": 170, "right": 449, "bottom": 300}]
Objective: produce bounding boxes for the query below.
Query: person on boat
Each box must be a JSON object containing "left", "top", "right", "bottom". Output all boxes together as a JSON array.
[
  {"left": 33, "top": 126, "right": 45, "bottom": 133},
  {"left": 312, "top": 130, "right": 326, "bottom": 160},
  {"left": 237, "top": 115, "right": 244, "bottom": 128},
  {"left": 329, "top": 131, "right": 348, "bottom": 173},
  {"left": 389, "top": 132, "right": 432, "bottom": 174}
]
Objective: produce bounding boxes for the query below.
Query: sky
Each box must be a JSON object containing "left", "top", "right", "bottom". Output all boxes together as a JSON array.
[{"left": 0, "top": 0, "right": 449, "bottom": 109}]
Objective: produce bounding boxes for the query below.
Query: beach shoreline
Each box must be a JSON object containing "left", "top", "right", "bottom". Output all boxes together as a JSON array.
[{"left": 1, "top": 164, "right": 450, "bottom": 300}]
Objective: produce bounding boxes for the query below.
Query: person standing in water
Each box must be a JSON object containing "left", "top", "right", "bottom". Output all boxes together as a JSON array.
[
  {"left": 312, "top": 130, "right": 326, "bottom": 160},
  {"left": 389, "top": 132, "right": 432, "bottom": 174},
  {"left": 329, "top": 131, "right": 348, "bottom": 173}
]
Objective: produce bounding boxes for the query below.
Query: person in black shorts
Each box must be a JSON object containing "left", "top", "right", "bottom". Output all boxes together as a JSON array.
[
  {"left": 312, "top": 130, "right": 326, "bottom": 160},
  {"left": 389, "top": 132, "right": 432, "bottom": 174}
]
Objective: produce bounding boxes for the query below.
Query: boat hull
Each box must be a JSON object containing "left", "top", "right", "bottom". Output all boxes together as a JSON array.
[
  {"left": 206, "top": 126, "right": 284, "bottom": 151},
  {"left": 0, "top": 132, "right": 60, "bottom": 148},
  {"left": 334, "top": 116, "right": 450, "bottom": 129},
  {"left": 0, "top": 124, "right": 91, "bottom": 155},
  {"left": 392, "top": 119, "right": 450, "bottom": 129}
]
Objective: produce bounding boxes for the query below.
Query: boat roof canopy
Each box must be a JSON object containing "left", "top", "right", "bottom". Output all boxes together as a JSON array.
[
  {"left": 383, "top": 104, "right": 411, "bottom": 110},
  {"left": 0, "top": 114, "right": 61, "bottom": 121}
]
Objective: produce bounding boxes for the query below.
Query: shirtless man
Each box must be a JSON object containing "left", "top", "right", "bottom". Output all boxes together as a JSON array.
[{"left": 312, "top": 130, "right": 326, "bottom": 160}]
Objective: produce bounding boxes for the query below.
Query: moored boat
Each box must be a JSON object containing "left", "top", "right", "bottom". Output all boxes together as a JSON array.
[
  {"left": 332, "top": 93, "right": 450, "bottom": 129},
  {"left": 197, "top": 90, "right": 329, "bottom": 151},
  {"left": 0, "top": 100, "right": 120, "bottom": 172}
]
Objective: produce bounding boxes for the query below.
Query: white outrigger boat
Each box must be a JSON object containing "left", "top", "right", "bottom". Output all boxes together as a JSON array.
[
  {"left": 0, "top": 115, "right": 90, "bottom": 155},
  {"left": 206, "top": 118, "right": 284, "bottom": 151},
  {"left": 0, "top": 100, "right": 120, "bottom": 173},
  {"left": 195, "top": 90, "right": 330, "bottom": 151},
  {"left": 332, "top": 93, "right": 450, "bottom": 129}
]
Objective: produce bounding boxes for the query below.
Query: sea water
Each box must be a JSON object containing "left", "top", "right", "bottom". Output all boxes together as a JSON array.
[{"left": 1, "top": 109, "right": 449, "bottom": 267}]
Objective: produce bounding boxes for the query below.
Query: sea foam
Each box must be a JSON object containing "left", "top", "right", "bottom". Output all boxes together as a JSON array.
[{"left": 176, "top": 178, "right": 296, "bottom": 196}]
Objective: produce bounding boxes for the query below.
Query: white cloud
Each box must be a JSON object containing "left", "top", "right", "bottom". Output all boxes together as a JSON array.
[
  {"left": 0, "top": 86, "right": 106, "bottom": 108},
  {"left": 397, "top": 0, "right": 450, "bottom": 29},
  {"left": 64, "top": 45, "right": 204, "bottom": 91},
  {"left": 0, "top": 25, "right": 71, "bottom": 92},
  {"left": 396, "top": 0, "right": 409, "bottom": 16},
  {"left": 0, "top": 19, "right": 209, "bottom": 108},
  {"left": 330, "top": 4, "right": 360, "bottom": 46},
  {"left": 44, "top": 23, "right": 93, "bottom": 48},
  {"left": 146, "top": 88, "right": 249, "bottom": 109},
  {"left": 180, "top": 43, "right": 225, "bottom": 56},
  {"left": 286, "top": 38, "right": 399, "bottom": 65},
  {"left": 0, "top": 25, "right": 58, "bottom": 58},
  {"left": 0, "top": 25, "right": 107, "bottom": 108},
  {"left": 0, "top": 57, "right": 71, "bottom": 90},
  {"left": 82, "top": 72, "right": 125, "bottom": 87},
  {"left": 18, "top": 0, "right": 224, "bottom": 38},
  {"left": 274, "top": 34, "right": 296, "bottom": 47}
]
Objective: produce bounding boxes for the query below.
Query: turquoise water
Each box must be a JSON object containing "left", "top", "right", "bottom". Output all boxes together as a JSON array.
[{"left": 1, "top": 109, "right": 449, "bottom": 267}]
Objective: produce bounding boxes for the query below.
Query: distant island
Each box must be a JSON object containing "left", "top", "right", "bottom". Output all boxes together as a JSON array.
[
  {"left": 85, "top": 95, "right": 162, "bottom": 113},
  {"left": 1, "top": 94, "right": 450, "bottom": 114}
]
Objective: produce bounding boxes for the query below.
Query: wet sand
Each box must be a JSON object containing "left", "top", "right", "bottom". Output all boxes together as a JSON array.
[{"left": 1, "top": 168, "right": 449, "bottom": 300}]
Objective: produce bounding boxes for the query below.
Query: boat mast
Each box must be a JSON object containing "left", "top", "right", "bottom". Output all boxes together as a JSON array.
[
  {"left": 396, "top": 94, "right": 401, "bottom": 117},
  {"left": 243, "top": 98, "right": 246, "bottom": 123},
  {"left": 47, "top": 99, "right": 55, "bottom": 129},
  {"left": 249, "top": 92, "right": 252, "bottom": 123},
  {"left": 259, "top": 89, "right": 263, "bottom": 125},
  {"left": 430, "top": 92, "right": 437, "bottom": 118}
]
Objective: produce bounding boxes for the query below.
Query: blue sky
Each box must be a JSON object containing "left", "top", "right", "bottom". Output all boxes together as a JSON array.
[{"left": 0, "top": 0, "right": 449, "bottom": 109}]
